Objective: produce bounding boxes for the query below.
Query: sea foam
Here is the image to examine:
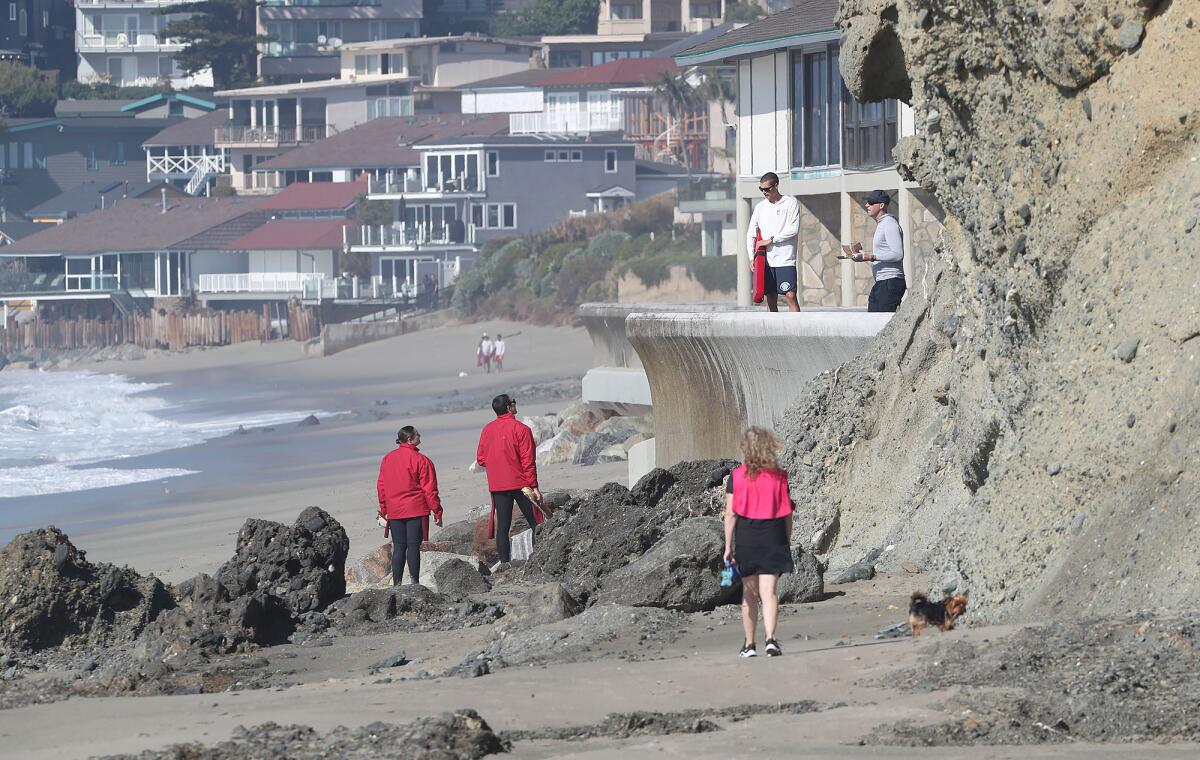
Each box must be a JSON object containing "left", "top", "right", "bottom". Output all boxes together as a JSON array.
[{"left": 0, "top": 371, "right": 325, "bottom": 499}]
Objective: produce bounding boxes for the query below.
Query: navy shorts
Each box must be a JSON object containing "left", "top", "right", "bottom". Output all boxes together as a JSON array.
[{"left": 762, "top": 265, "right": 796, "bottom": 295}]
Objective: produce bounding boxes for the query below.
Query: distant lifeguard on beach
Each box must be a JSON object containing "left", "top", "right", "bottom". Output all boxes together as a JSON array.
[
  {"left": 477, "top": 333, "right": 495, "bottom": 373},
  {"left": 494, "top": 334, "right": 506, "bottom": 372}
]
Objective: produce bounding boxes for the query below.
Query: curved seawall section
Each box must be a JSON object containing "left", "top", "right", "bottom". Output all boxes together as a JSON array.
[{"left": 627, "top": 311, "right": 890, "bottom": 466}]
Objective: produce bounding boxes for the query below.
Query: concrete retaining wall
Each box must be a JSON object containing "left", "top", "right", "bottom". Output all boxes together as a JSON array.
[
  {"left": 318, "top": 320, "right": 408, "bottom": 357},
  {"left": 626, "top": 310, "right": 890, "bottom": 467}
]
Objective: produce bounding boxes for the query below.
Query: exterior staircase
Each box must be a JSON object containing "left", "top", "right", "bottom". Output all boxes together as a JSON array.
[{"left": 109, "top": 292, "right": 143, "bottom": 317}]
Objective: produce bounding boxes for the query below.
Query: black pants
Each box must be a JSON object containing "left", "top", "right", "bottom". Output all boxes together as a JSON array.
[
  {"left": 868, "top": 278, "right": 906, "bottom": 312},
  {"left": 389, "top": 517, "right": 423, "bottom": 585},
  {"left": 493, "top": 490, "right": 538, "bottom": 563}
]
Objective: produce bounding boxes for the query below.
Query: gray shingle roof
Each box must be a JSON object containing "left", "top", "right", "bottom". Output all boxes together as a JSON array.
[
  {"left": 674, "top": 2, "right": 838, "bottom": 62},
  {"left": 143, "top": 110, "right": 231, "bottom": 148}
]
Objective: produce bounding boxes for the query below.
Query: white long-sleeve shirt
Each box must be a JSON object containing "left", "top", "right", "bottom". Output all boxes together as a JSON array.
[
  {"left": 746, "top": 194, "right": 800, "bottom": 267},
  {"left": 870, "top": 214, "right": 904, "bottom": 282}
]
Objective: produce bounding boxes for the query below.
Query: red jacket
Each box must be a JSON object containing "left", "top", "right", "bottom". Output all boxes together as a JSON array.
[
  {"left": 476, "top": 412, "right": 538, "bottom": 492},
  {"left": 377, "top": 443, "right": 443, "bottom": 521}
]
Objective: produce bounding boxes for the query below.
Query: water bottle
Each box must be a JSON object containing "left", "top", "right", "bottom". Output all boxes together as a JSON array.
[{"left": 720, "top": 559, "right": 738, "bottom": 588}]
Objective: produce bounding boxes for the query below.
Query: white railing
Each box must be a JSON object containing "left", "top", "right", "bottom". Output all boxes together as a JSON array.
[
  {"left": 77, "top": 32, "right": 181, "bottom": 49},
  {"left": 198, "top": 272, "right": 323, "bottom": 294},
  {"left": 509, "top": 109, "right": 624, "bottom": 135},
  {"left": 148, "top": 153, "right": 225, "bottom": 178},
  {"left": 355, "top": 223, "right": 476, "bottom": 249},
  {"left": 215, "top": 125, "right": 329, "bottom": 147},
  {"left": 366, "top": 172, "right": 423, "bottom": 195}
]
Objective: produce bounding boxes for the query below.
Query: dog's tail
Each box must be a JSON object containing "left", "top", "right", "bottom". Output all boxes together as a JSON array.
[{"left": 910, "top": 591, "right": 928, "bottom": 605}]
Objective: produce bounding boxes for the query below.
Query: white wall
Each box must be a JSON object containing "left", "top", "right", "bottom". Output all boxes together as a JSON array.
[
  {"left": 461, "top": 87, "right": 543, "bottom": 115},
  {"left": 737, "top": 51, "right": 791, "bottom": 178}
]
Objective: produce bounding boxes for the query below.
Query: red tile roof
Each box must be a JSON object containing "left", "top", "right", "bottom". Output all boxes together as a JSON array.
[
  {"left": 257, "top": 179, "right": 367, "bottom": 211},
  {"left": 224, "top": 218, "right": 352, "bottom": 251},
  {"left": 537, "top": 57, "right": 679, "bottom": 87}
]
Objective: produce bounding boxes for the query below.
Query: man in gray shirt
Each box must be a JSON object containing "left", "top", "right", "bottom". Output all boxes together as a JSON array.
[{"left": 848, "top": 189, "right": 906, "bottom": 312}]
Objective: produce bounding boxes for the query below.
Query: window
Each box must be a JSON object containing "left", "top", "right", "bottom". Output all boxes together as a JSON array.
[
  {"left": 355, "top": 55, "right": 379, "bottom": 75},
  {"left": 41, "top": 10, "right": 47, "bottom": 28},
  {"left": 385, "top": 20, "right": 415, "bottom": 38},
  {"left": 169, "top": 100, "right": 184, "bottom": 117},
  {"left": 110, "top": 141, "right": 126, "bottom": 166},
  {"left": 32, "top": 142, "right": 46, "bottom": 169},
  {"left": 7, "top": 4, "right": 13, "bottom": 22},
  {"left": 610, "top": 2, "right": 641, "bottom": 20},
  {"left": 368, "top": 20, "right": 383, "bottom": 40},
  {"left": 85, "top": 144, "right": 98, "bottom": 171},
  {"left": 548, "top": 50, "right": 581, "bottom": 68},
  {"left": 842, "top": 96, "right": 898, "bottom": 171},
  {"left": 570, "top": 150, "right": 582, "bottom": 162},
  {"left": 18, "top": 8, "right": 26, "bottom": 36},
  {"left": 591, "top": 49, "right": 649, "bottom": 66},
  {"left": 21, "top": 142, "right": 32, "bottom": 168},
  {"left": 482, "top": 203, "right": 516, "bottom": 229},
  {"left": 544, "top": 150, "right": 556, "bottom": 162},
  {"left": 470, "top": 204, "right": 483, "bottom": 227},
  {"left": 690, "top": 2, "right": 715, "bottom": 18},
  {"left": 486, "top": 151, "right": 499, "bottom": 177},
  {"left": 605, "top": 149, "right": 617, "bottom": 173},
  {"left": 791, "top": 46, "right": 841, "bottom": 169},
  {"left": 556, "top": 149, "right": 569, "bottom": 162}
]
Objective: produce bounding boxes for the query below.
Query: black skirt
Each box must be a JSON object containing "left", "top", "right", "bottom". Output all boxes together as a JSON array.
[{"left": 734, "top": 515, "right": 794, "bottom": 577}]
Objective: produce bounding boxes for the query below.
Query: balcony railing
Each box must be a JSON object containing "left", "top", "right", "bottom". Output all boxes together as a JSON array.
[
  {"left": 76, "top": 32, "right": 183, "bottom": 49},
  {"left": 676, "top": 177, "right": 735, "bottom": 205},
  {"left": 354, "top": 223, "right": 475, "bottom": 249},
  {"left": 509, "top": 110, "right": 624, "bottom": 135},
  {"left": 198, "top": 272, "right": 324, "bottom": 295},
  {"left": 215, "top": 125, "right": 330, "bottom": 147},
  {"left": 147, "top": 153, "right": 225, "bottom": 179},
  {"left": 366, "top": 172, "right": 423, "bottom": 195}
]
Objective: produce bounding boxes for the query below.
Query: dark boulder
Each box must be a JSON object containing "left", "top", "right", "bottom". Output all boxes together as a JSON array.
[
  {"left": 434, "top": 559, "right": 492, "bottom": 596},
  {"left": 217, "top": 507, "right": 349, "bottom": 617},
  {"left": 778, "top": 548, "right": 825, "bottom": 603},
  {"left": 832, "top": 560, "right": 876, "bottom": 585},
  {"left": 496, "top": 582, "right": 583, "bottom": 631},
  {"left": 0, "top": 527, "right": 174, "bottom": 652},
  {"left": 631, "top": 468, "right": 675, "bottom": 507},
  {"left": 596, "top": 518, "right": 732, "bottom": 612},
  {"left": 432, "top": 519, "right": 477, "bottom": 557}
]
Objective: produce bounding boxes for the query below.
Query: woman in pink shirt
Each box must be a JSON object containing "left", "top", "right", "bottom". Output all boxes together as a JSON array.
[{"left": 723, "top": 427, "right": 794, "bottom": 658}]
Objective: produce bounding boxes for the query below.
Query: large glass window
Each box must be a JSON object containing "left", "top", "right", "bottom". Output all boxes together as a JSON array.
[
  {"left": 791, "top": 46, "right": 840, "bottom": 169},
  {"left": 548, "top": 50, "right": 581, "bottom": 68}
]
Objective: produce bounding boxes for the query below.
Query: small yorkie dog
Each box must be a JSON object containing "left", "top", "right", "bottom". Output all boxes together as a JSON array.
[{"left": 908, "top": 591, "right": 967, "bottom": 636}]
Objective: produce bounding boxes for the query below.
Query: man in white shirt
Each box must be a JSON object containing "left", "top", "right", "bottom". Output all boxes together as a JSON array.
[
  {"left": 746, "top": 172, "right": 802, "bottom": 312},
  {"left": 848, "top": 189, "right": 906, "bottom": 312},
  {"left": 493, "top": 334, "right": 506, "bottom": 371}
]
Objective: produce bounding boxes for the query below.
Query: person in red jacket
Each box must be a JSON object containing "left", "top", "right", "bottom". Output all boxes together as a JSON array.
[
  {"left": 476, "top": 393, "right": 543, "bottom": 565},
  {"left": 377, "top": 426, "right": 443, "bottom": 585}
]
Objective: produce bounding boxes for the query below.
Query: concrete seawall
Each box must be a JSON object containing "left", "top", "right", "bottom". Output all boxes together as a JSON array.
[
  {"left": 626, "top": 311, "right": 890, "bottom": 467},
  {"left": 577, "top": 302, "right": 737, "bottom": 413}
]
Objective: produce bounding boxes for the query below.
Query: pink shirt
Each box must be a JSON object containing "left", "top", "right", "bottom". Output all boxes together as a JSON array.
[{"left": 729, "top": 464, "right": 793, "bottom": 520}]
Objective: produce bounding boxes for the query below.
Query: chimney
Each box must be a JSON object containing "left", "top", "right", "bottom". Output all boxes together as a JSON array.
[{"left": 161, "top": 187, "right": 167, "bottom": 213}]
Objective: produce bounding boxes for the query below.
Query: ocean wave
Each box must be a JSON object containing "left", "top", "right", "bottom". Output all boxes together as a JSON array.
[{"left": 0, "top": 370, "right": 327, "bottom": 499}]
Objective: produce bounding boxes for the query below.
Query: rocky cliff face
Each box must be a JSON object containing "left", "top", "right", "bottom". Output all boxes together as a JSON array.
[{"left": 778, "top": 0, "right": 1198, "bottom": 621}]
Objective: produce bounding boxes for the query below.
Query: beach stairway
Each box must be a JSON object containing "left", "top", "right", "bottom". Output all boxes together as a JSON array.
[{"left": 109, "top": 292, "right": 144, "bottom": 317}]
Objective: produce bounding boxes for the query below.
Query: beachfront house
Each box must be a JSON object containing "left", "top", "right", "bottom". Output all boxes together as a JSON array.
[
  {"left": 674, "top": 2, "right": 946, "bottom": 306},
  {"left": 213, "top": 76, "right": 418, "bottom": 194},
  {"left": 257, "top": 0, "right": 422, "bottom": 82},
  {"left": 337, "top": 34, "right": 543, "bottom": 114},
  {"left": 0, "top": 96, "right": 214, "bottom": 217},
  {"left": 348, "top": 130, "right": 647, "bottom": 294},
  {"left": 541, "top": 0, "right": 724, "bottom": 68},
  {"left": 74, "top": 0, "right": 213, "bottom": 88}
]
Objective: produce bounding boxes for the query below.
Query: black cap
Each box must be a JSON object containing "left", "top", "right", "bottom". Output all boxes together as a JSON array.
[{"left": 864, "top": 189, "right": 891, "bottom": 205}]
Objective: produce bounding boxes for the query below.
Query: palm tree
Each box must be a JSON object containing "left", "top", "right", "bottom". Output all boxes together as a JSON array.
[{"left": 653, "top": 70, "right": 701, "bottom": 177}]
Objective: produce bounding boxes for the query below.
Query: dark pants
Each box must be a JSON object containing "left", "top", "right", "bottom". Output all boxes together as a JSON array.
[
  {"left": 493, "top": 490, "right": 538, "bottom": 563},
  {"left": 868, "top": 278, "right": 906, "bottom": 312},
  {"left": 389, "top": 517, "right": 423, "bottom": 585}
]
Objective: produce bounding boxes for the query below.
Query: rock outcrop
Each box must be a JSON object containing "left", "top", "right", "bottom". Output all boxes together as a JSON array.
[
  {"left": 779, "top": 0, "right": 1200, "bottom": 620},
  {"left": 0, "top": 528, "right": 174, "bottom": 653}
]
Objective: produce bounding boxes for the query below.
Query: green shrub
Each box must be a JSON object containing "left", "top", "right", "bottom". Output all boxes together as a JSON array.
[
  {"left": 586, "top": 230, "right": 631, "bottom": 259},
  {"left": 689, "top": 256, "right": 737, "bottom": 293}
]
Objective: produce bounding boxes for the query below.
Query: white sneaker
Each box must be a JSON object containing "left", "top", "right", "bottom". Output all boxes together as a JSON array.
[{"left": 739, "top": 643, "right": 757, "bottom": 658}]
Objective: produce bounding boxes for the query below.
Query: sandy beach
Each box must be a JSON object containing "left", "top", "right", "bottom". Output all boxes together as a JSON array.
[{"left": 2, "top": 320, "right": 623, "bottom": 581}]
